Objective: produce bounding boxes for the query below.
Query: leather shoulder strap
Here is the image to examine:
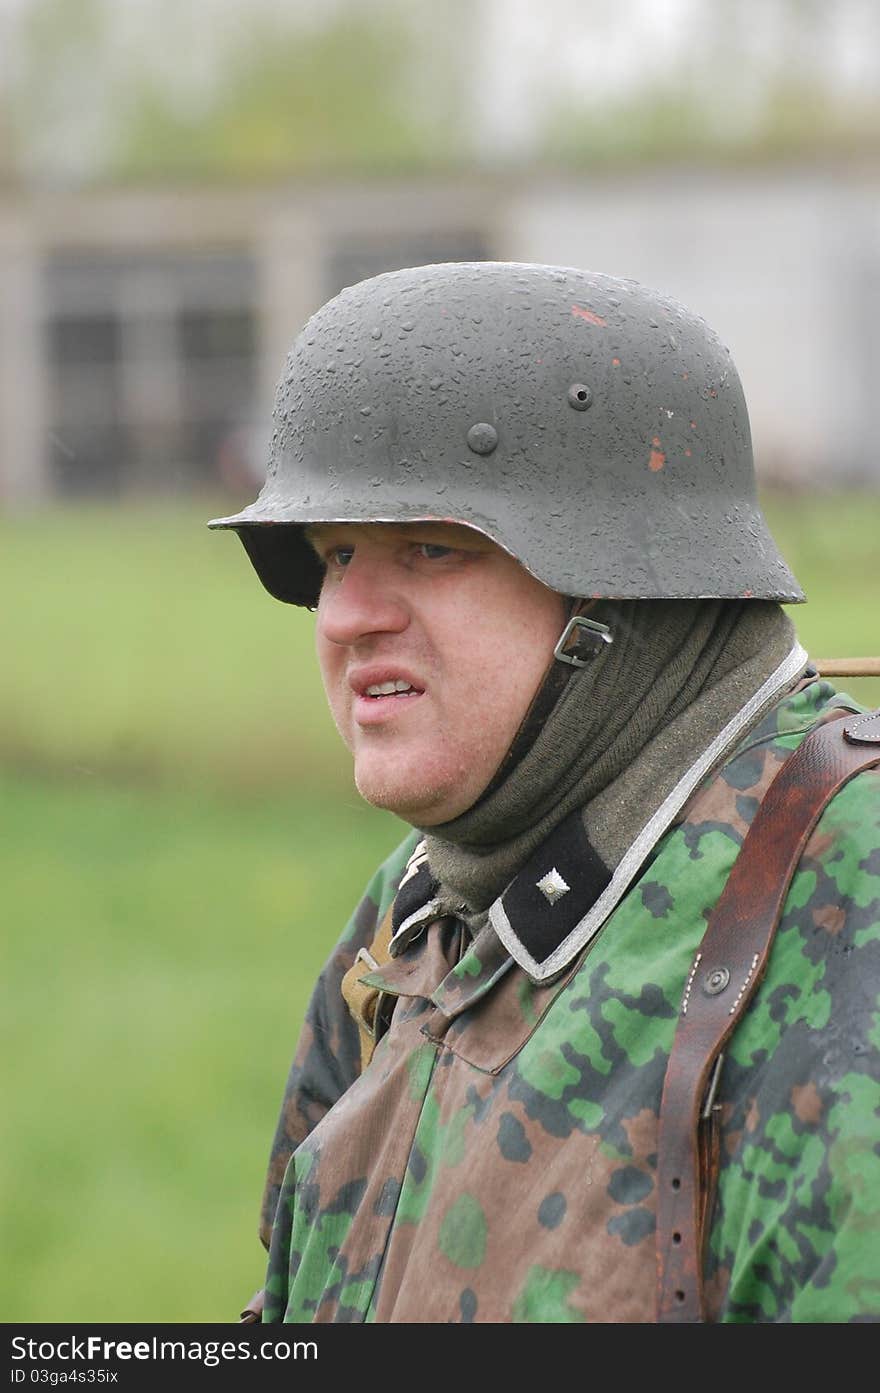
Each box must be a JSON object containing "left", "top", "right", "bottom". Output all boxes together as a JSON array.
[{"left": 656, "top": 708, "right": 880, "bottom": 1322}]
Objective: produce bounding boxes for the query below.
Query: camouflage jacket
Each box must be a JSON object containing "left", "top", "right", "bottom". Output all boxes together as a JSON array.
[{"left": 261, "top": 679, "right": 880, "bottom": 1322}]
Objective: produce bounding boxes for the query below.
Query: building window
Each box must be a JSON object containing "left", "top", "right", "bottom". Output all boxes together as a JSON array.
[{"left": 45, "top": 253, "right": 257, "bottom": 497}]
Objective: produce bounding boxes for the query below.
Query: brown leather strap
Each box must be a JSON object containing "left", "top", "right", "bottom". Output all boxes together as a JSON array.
[
  {"left": 656, "top": 708, "right": 880, "bottom": 1322},
  {"left": 239, "top": 1287, "right": 264, "bottom": 1323}
]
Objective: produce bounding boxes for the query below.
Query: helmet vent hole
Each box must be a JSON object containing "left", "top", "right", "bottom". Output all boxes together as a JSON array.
[{"left": 568, "top": 384, "right": 593, "bottom": 411}]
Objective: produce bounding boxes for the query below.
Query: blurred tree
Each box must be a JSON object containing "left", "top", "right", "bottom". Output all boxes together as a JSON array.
[
  {"left": 4, "top": 0, "right": 471, "bottom": 183},
  {"left": 111, "top": 1, "right": 470, "bottom": 180},
  {"left": 8, "top": 0, "right": 118, "bottom": 183},
  {"left": 3, "top": 0, "right": 880, "bottom": 184},
  {"left": 0, "top": 4, "right": 18, "bottom": 184},
  {"left": 538, "top": 0, "right": 880, "bottom": 167}
]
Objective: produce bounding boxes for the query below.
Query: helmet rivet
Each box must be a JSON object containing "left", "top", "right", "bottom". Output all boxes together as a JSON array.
[
  {"left": 467, "top": 422, "right": 498, "bottom": 455},
  {"left": 568, "top": 383, "right": 593, "bottom": 411}
]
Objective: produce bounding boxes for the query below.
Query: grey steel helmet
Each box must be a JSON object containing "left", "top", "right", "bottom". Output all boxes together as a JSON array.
[{"left": 209, "top": 261, "right": 804, "bottom": 606}]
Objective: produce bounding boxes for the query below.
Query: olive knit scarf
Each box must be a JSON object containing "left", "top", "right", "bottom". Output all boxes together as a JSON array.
[{"left": 422, "top": 599, "right": 799, "bottom": 913}]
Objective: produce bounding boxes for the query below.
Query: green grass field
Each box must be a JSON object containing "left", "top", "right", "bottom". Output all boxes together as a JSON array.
[
  {"left": 0, "top": 774, "right": 399, "bottom": 1322},
  {"left": 1, "top": 492, "right": 877, "bottom": 1322}
]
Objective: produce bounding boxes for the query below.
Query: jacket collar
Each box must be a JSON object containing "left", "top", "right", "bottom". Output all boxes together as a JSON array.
[{"left": 385, "top": 642, "right": 809, "bottom": 986}]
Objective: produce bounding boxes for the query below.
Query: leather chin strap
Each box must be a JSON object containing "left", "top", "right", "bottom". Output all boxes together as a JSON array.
[{"left": 474, "top": 599, "right": 604, "bottom": 807}]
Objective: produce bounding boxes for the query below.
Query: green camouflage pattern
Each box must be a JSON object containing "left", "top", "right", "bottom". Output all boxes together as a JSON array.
[{"left": 261, "top": 680, "right": 880, "bottom": 1322}]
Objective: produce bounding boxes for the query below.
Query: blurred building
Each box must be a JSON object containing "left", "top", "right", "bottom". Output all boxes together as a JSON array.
[{"left": 1, "top": 165, "right": 879, "bottom": 504}]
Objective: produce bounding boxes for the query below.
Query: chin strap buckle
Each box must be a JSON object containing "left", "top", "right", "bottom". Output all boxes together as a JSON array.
[{"left": 554, "top": 614, "right": 613, "bottom": 667}]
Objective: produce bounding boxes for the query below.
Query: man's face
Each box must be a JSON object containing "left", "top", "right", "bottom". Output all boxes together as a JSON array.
[{"left": 308, "top": 522, "right": 568, "bottom": 826}]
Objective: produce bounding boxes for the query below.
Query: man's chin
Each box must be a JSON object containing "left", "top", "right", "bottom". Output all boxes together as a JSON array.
[{"left": 353, "top": 765, "right": 470, "bottom": 827}]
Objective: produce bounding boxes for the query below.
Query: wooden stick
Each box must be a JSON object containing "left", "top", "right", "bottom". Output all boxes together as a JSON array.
[{"left": 814, "top": 658, "right": 880, "bottom": 677}]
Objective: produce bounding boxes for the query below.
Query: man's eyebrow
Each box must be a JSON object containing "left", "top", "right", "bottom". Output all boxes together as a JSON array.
[
  {"left": 303, "top": 524, "right": 366, "bottom": 559},
  {"left": 302, "top": 526, "right": 329, "bottom": 556}
]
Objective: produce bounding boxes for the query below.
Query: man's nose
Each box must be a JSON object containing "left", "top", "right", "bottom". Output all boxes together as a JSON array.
[{"left": 316, "top": 556, "right": 409, "bottom": 646}]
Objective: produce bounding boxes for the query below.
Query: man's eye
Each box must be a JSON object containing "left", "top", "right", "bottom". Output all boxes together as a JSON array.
[
  {"left": 417, "top": 543, "right": 453, "bottom": 560},
  {"left": 329, "top": 547, "right": 354, "bottom": 567}
]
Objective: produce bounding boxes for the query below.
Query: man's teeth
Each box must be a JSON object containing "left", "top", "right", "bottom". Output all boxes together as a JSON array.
[{"left": 365, "top": 680, "right": 415, "bottom": 696}]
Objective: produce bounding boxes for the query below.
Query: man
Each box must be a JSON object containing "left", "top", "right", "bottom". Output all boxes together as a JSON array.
[{"left": 210, "top": 261, "right": 879, "bottom": 1323}]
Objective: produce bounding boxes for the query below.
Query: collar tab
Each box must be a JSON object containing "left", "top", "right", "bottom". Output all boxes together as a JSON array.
[
  {"left": 495, "top": 812, "right": 611, "bottom": 978},
  {"left": 389, "top": 840, "right": 441, "bottom": 956}
]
